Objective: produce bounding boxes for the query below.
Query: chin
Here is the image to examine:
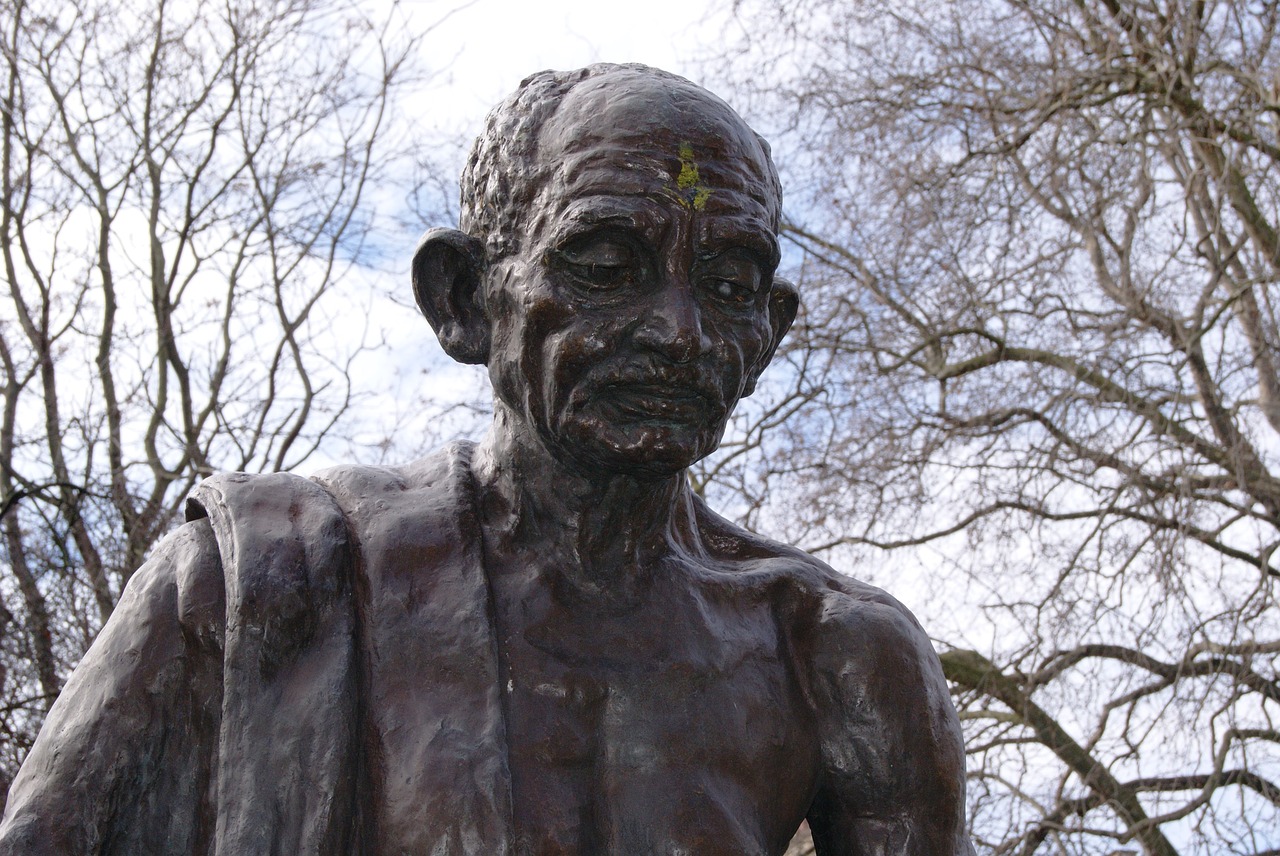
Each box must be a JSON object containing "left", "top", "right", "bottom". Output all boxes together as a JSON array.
[{"left": 551, "top": 420, "right": 721, "bottom": 479}]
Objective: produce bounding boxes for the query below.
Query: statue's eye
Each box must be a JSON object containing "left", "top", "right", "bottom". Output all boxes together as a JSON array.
[
  {"left": 556, "top": 238, "right": 643, "bottom": 290},
  {"left": 707, "top": 278, "right": 751, "bottom": 303},
  {"left": 700, "top": 254, "right": 763, "bottom": 308}
]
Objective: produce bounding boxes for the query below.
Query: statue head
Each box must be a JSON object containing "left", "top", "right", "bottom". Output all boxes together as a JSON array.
[{"left": 413, "top": 63, "right": 798, "bottom": 478}]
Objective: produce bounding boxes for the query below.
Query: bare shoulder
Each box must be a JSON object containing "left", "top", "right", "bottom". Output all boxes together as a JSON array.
[
  {"left": 691, "top": 495, "right": 973, "bottom": 854},
  {"left": 798, "top": 571, "right": 973, "bottom": 853},
  {"left": 689, "top": 488, "right": 931, "bottom": 645},
  {"left": 698, "top": 502, "right": 947, "bottom": 715}
]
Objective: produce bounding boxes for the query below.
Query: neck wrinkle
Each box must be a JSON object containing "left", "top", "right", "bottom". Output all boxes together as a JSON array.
[{"left": 473, "top": 407, "right": 702, "bottom": 596}]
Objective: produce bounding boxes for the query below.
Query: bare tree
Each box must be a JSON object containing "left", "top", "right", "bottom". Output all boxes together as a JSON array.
[
  {"left": 0, "top": 0, "right": 422, "bottom": 793},
  {"left": 698, "top": 1, "right": 1280, "bottom": 852}
]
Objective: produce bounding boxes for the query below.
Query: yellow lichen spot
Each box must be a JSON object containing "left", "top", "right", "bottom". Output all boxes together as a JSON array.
[
  {"left": 677, "top": 142, "right": 699, "bottom": 190},
  {"left": 676, "top": 142, "right": 712, "bottom": 210}
]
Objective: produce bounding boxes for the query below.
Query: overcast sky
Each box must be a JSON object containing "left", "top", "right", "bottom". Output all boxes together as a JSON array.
[{"left": 407, "top": 0, "right": 730, "bottom": 135}]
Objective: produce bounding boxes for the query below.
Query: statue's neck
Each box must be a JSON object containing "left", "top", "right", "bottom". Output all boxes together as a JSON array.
[{"left": 473, "top": 411, "right": 695, "bottom": 594}]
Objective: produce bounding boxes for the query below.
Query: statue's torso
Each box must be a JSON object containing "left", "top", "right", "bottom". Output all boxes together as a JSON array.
[
  {"left": 364, "top": 546, "right": 821, "bottom": 856},
  {"left": 318, "top": 449, "right": 835, "bottom": 856},
  {"left": 485, "top": 553, "right": 821, "bottom": 856}
]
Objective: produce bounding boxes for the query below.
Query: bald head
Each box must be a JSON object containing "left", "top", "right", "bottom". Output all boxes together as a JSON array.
[{"left": 459, "top": 64, "right": 783, "bottom": 260}]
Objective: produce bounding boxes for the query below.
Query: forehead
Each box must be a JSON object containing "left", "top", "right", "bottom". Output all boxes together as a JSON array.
[{"left": 529, "top": 75, "right": 781, "bottom": 239}]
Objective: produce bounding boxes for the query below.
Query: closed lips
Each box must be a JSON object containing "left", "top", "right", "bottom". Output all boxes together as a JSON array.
[{"left": 598, "top": 383, "right": 713, "bottom": 420}]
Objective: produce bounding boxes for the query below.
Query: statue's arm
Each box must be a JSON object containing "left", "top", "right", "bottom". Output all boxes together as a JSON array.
[
  {"left": 805, "top": 588, "right": 974, "bottom": 856},
  {"left": 0, "top": 519, "right": 225, "bottom": 855}
]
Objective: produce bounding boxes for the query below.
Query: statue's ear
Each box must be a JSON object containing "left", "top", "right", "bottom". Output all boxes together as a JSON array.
[
  {"left": 743, "top": 276, "right": 799, "bottom": 396},
  {"left": 412, "top": 228, "right": 490, "bottom": 365}
]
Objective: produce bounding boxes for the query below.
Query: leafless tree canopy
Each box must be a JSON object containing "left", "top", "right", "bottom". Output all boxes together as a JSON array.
[
  {"left": 0, "top": 0, "right": 418, "bottom": 794},
  {"left": 701, "top": 1, "right": 1280, "bottom": 852},
  {"left": 5, "top": 0, "right": 1279, "bottom": 850}
]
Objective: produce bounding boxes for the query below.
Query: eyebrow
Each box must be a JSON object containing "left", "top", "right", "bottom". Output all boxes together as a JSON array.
[
  {"left": 546, "top": 197, "right": 669, "bottom": 246},
  {"left": 699, "top": 216, "right": 780, "bottom": 270}
]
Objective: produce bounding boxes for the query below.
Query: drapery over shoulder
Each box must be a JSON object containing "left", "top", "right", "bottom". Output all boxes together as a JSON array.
[
  {"left": 0, "top": 469, "right": 357, "bottom": 855},
  {"left": 0, "top": 443, "right": 512, "bottom": 855}
]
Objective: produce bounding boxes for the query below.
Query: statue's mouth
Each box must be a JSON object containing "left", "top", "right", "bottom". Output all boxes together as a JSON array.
[{"left": 595, "top": 381, "right": 716, "bottom": 423}]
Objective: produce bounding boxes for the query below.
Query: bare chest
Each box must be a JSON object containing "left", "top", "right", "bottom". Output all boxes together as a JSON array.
[{"left": 491, "top": 572, "right": 819, "bottom": 855}]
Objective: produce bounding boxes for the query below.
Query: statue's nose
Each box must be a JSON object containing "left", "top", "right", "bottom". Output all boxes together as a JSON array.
[{"left": 633, "top": 278, "right": 711, "bottom": 363}]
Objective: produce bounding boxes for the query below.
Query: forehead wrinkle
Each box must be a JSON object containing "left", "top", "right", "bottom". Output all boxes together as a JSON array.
[
  {"left": 557, "top": 136, "right": 771, "bottom": 187},
  {"left": 546, "top": 146, "right": 779, "bottom": 228},
  {"left": 538, "top": 188, "right": 778, "bottom": 267}
]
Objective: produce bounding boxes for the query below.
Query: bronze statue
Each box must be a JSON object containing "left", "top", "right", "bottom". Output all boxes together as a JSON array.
[{"left": 0, "top": 64, "right": 973, "bottom": 855}]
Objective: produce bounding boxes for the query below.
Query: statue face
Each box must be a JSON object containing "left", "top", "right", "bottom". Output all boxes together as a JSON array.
[{"left": 483, "top": 76, "right": 785, "bottom": 478}]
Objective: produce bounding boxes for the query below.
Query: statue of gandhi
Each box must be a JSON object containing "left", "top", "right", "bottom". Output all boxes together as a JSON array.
[{"left": 0, "top": 64, "right": 973, "bottom": 855}]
